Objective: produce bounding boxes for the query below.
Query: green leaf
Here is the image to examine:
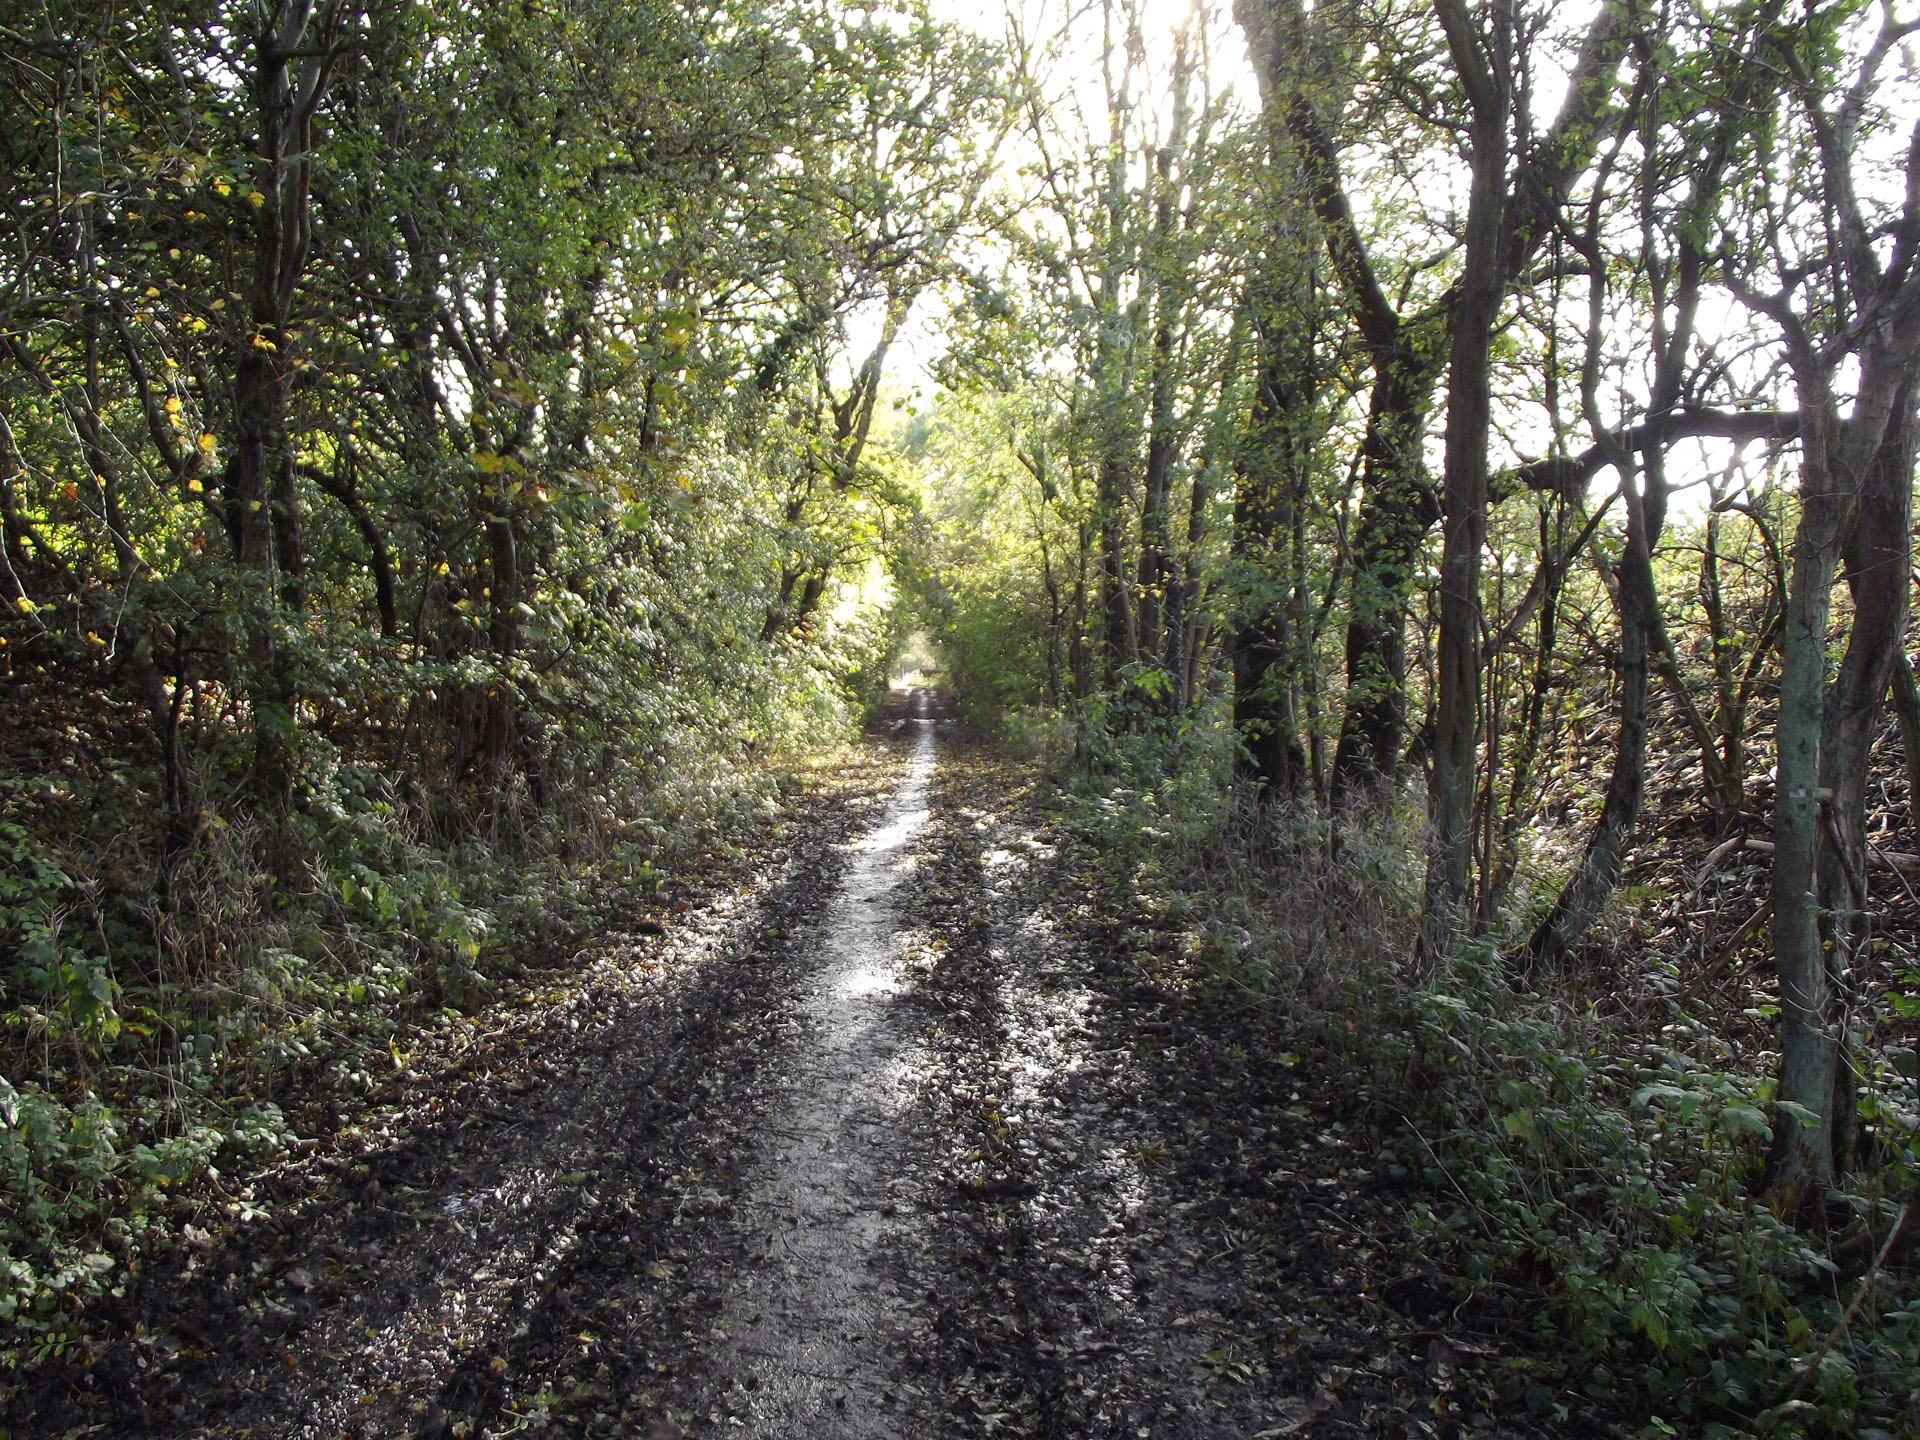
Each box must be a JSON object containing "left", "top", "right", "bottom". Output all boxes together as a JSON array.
[
  {"left": 1633, "top": 1083, "right": 1692, "bottom": 1110},
  {"left": 1775, "top": 1100, "right": 1824, "bottom": 1130}
]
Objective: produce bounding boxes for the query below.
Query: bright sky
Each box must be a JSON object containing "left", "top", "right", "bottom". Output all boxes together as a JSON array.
[{"left": 845, "top": 0, "right": 1258, "bottom": 395}]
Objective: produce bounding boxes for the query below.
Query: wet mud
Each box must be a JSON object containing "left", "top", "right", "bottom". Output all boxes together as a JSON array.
[
  {"left": 714, "top": 701, "right": 937, "bottom": 1435},
  {"left": 11, "top": 697, "right": 1550, "bottom": 1440}
]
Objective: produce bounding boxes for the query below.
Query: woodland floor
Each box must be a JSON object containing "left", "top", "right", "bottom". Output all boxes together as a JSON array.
[{"left": 8, "top": 694, "right": 1589, "bottom": 1440}]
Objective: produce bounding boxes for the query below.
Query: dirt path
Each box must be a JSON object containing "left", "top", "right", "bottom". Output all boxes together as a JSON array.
[
  {"left": 892, "top": 750, "right": 1439, "bottom": 1439},
  {"left": 713, "top": 701, "right": 936, "bottom": 1435},
  {"left": 17, "top": 706, "right": 1478, "bottom": 1440}
]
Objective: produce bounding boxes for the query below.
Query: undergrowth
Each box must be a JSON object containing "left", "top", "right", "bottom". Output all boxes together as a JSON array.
[{"left": 1051, "top": 751, "right": 1920, "bottom": 1439}]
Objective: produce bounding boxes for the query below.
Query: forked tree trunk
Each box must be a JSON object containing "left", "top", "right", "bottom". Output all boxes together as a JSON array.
[
  {"left": 1736, "top": 0, "right": 1920, "bottom": 1216},
  {"left": 1763, "top": 346, "right": 1918, "bottom": 1209},
  {"left": 1765, "top": 348, "right": 1920, "bottom": 1210}
]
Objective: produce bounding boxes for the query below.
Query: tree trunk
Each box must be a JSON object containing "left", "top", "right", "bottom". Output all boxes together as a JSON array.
[
  {"left": 1232, "top": 318, "right": 1314, "bottom": 797},
  {"left": 1529, "top": 484, "right": 1655, "bottom": 964},
  {"left": 1812, "top": 380, "right": 1917, "bottom": 1178},
  {"left": 1423, "top": 0, "right": 1510, "bottom": 946},
  {"left": 309, "top": 457, "right": 399, "bottom": 637},
  {"left": 1892, "top": 652, "right": 1920, "bottom": 852},
  {"left": 1070, "top": 521, "right": 1093, "bottom": 703},
  {"left": 1177, "top": 431, "right": 1218, "bottom": 714},
  {"left": 1484, "top": 503, "right": 1565, "bottom": 922},
  {"left": 226, "top": 2, "right": 341, "bottom": 843},
  {"left": 1135, "top": 41, "right": 1190, "bottom": 672},
  {"left": 481, "top": 506, "right": 522, "bottom": 808},
  {"left": 1098, "top": 447, "right": 1138, "bottom": 684},
  {"left": 1328, "top": 360, "right": 1440, "bottom": 804},
  {"left": 1766, "top": 419, "right": 1849, "bottom": 1209}
]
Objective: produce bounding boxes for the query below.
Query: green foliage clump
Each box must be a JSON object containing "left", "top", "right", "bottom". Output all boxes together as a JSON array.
[{"left": 1362, "top": 941, "right": 1920, "bottom": 1435}]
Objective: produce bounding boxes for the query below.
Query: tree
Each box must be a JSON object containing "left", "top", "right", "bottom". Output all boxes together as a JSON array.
[
  {"left": 1727, "top": 0, "right": 1920, "bottom": 1207},
  {"left": 1529, "top": 0, "right": 1783, "bottom": 963}
]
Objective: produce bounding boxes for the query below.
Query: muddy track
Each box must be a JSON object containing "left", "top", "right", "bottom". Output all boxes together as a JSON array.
[
  {"left": 15, "top": 705, "right": 1538, "bottom": 1440},
  {"left": 11, "top": 727, "right": 918, "bottom": 1439},
  {"left": 711, "top": 704, "right": 936, "bottom": 1436},
  {"left": 888, "top": 743, "right": 1556, "bottom": 1440}
]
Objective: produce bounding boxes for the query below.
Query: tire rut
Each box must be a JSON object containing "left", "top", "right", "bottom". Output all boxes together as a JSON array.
[
  {"left": 706, "top": 701, "right": 941, "bottom": 1436},
  {"left": 10, "top": 740, "right": 911, "bottom": 1439}
]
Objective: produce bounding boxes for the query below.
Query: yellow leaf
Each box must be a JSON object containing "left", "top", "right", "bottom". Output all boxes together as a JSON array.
[
  {"left": 247, "top": 190, "right": 265, "bottom": 208},
  {"left": 13, "top": 595, "right": 35, "bottom": 614}
]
